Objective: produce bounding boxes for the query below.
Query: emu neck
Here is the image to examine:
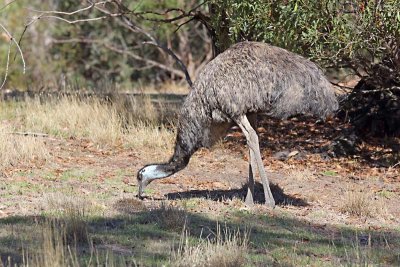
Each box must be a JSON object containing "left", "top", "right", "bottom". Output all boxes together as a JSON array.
[{"left": 146, "top": 143, "right": 192, "bottom": 183}]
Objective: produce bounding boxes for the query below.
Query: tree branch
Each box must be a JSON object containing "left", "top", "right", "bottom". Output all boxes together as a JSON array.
[
  {"left": 0, "top": 41, "right": 11, "bottom": 90},
  {"left": 26, "top": 0, "right": 195, "bottom": 87},
  {"left": 96, "top": 2, "right": 194, "bottom": 86},
  {"left": 0, "top": 21, "right": 26, "bottom": 90},
  {"left": 129, "top": 1, "right": 208, "bottom": 24},
  {"left": 51, "top": 38, "right": 187, "bottom": 79},
  {"left": 25, "top": 1, "right": 111, "bottom": 16},
  {"left": 0, "top": 0, "right": 18, "bottom": 12}
]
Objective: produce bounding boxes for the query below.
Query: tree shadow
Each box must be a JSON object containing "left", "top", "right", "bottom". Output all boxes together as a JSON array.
[
  {"left": 1, "top": 205, "right": 400, "bottom": 266},
  {"left": 164, "top": 182, "right": 308, "bottom": 206},
  {"left": 226, "top": 114, "right": 400, "bottom": 167}
]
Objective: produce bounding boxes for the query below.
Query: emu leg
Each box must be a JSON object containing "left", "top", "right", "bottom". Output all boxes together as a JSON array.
[
  {"left": 245, "top": 150, "right": 257, "bottom": 205},
  {"left": 235, "top": 115, "right": 275, "bottom": 208},
  {"left": 245, "top": 114, "right": 257, "bottom": 205}
]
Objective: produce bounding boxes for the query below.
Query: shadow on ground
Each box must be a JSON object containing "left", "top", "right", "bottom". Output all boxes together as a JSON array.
[
  {"left": 165, "top": 182, "right": 308, "bottom": 206},
  {"left": 1, "top": 200, "right": 399, "bottom": 266},
  {"left": 228, "top": 114, "right": 400, "bottom": 167}
]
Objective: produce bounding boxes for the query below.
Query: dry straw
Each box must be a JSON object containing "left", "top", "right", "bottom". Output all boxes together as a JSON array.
[
  {"left": 0, "top": 124, "right": 49, "bottom": 172},
  {"left": 172, "top": 224, "right": 249, "bottom": 267},
  {"left": 16, "top": 95, "right": 175, "bottom": 150}
]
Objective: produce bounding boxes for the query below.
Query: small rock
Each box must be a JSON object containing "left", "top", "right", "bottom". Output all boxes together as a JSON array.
[
  {"left": 273, "top": 150, "right": 290, "bottom": 161},
  {"left": 273, "top": 150, "right": 302, "bottom": 161}
]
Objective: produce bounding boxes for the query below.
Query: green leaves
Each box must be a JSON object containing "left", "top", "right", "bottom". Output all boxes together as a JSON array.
[{"left": 210, "top": 0, "right": 400, "bottom": 78}]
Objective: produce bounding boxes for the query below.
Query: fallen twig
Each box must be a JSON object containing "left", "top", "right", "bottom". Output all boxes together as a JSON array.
[
  {"left": 392, "top": 161, "right": 400, "bottom": 168},
  {"left": 8, "top": 132, "right": 49, "bottom": 137}
]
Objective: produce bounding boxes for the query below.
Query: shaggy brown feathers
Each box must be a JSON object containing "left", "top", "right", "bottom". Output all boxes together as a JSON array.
[{"left": 174, "top": 41, "right": 338, "bottom": 161}]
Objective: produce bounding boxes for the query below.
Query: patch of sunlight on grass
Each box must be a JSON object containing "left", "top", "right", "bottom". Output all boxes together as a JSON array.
[
  {"left": 18, "top": 96, "right": 123, "bottom": 146},
  {"left": 124, "top": 121, "right": 175, "bottom": 152},
  {"left": 339, "top": 190, "right": 372, "bottom": 217},
  {"left": 287, "top": 168, "right": 317, "bottom": 181},
  {"left": 0, "top": 124, "right": 49, "bottom": 172},
  {"left": 60, "top": 168, "right": 96, "bottom": 182},
  {"left": 322, "top": 170, "right": 338, "bottom": 177},
  {"left": 0, "top": 101, "right": 21, "bottom": 120},
  {"left": 340, "top": 189, "right": 390, "bottom": 219},
  {"left": 9, "top": 95, "right": 175, "bottom": 150}
]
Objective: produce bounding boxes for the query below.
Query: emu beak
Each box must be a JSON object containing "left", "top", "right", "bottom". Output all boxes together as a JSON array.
[
  {"left": 137, "top": 172, "right": 145, "bottom": 199},
  {"left": 137, "top": 171, "right": 150, "bottom": 199},
  {"left": 138, "top": 181, "right": 144, "bottom": 198},
  {"left": 138, "top": 182, "right": 144, "bottom": 199}
]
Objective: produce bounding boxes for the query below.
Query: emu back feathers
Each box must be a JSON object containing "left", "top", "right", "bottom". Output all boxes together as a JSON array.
[{"left": 176, "top": 41, "right": 338, "bottom": 154}]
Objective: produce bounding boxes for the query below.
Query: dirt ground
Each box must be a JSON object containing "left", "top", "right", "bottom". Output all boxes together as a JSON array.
[{"left": 1, "top": 115, "right": 399, "bottom": 229}]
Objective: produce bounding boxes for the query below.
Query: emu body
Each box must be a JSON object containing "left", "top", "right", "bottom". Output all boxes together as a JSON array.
[{"left": 137, "top": 41, "right": 338, "bottom": 207}]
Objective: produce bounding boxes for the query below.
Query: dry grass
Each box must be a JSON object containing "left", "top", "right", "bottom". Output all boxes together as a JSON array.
[
  {"left": 22, "top": 219, "right": 132, "bottom": 267},
  {"left": 121, "top": 95, "right": 176, "bottom": 152},
  {"left": 22, "top": 196, "right": 132, "bottom": 266},
  {"left": 150, "top": 202, "right": 188, "bottom": 232},
  {"left": 19, "top": 97, "right": 123, "bottom": 146},
  {"left": 138, "top": 81, "right": 189, "bottom": 95},
  {"left": 114, "top": 198, "right": 147, "bottom": 214},
  {"left": 42, "top": 193, "right": 92, "bottom": 214},
  {"left": 340, "top": 190, "right": 372, "bottom": 217},
  {"left": 286, "top": 168, "right": 317, "bottom": 181},
  {"left": 23, "top": 219, "right": 80, "bottom": 267},
  {"left": 125, "top": 122, "right": 175, "bottom": 151},
  {"left": 339, "top": 190, "right": 389, "bottom": 219},
  {"left": 12, "top": 96, "right": 175, "bottom": 150},
  {"left": 0, "top": 101, "right": 19, "bottom": 120},
  {"left": 20, "top": 197, "right": 87, "bottom": 266},
  {"left": 0, "top": 124, "right": 49, "bottom": 172},
  {"left": 172, "top": 225, "right": 249, "bottom": 267},
  {"left": 62, "top": 211, "right": 89, "bottom": 245},
  {"left": 1, "top": 96, "right": 175, "bottom": 176},
  {"left": 42, "top": 193, "right": 90, "bottom": 244},
  {"left": 122, "top": 95, "right": 159, "bottom": 123}
]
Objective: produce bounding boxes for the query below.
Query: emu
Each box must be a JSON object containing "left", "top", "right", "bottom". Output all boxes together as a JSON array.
[{"left": 137, "top": 41, "right": 338, "bottom": 207}]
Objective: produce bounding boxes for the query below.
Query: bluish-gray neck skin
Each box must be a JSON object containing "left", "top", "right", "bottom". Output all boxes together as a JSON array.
[{"left": 137, "top": 137, "right": 193, "bottom": 197}]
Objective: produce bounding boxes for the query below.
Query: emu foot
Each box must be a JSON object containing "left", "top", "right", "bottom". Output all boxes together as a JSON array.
[
  {"left": 245, "top": 194, "right": 254, "bottom": 206},
  {"left": 262, "top": 183, "right": 276, "bottom": 208},
  {"left": 264, "top": 196, "right": 276, "bottom": 208}
]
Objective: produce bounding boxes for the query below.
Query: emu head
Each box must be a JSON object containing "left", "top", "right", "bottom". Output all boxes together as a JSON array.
[{"left": 137, "top": 164, "right": 172, "bottom": 197}]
